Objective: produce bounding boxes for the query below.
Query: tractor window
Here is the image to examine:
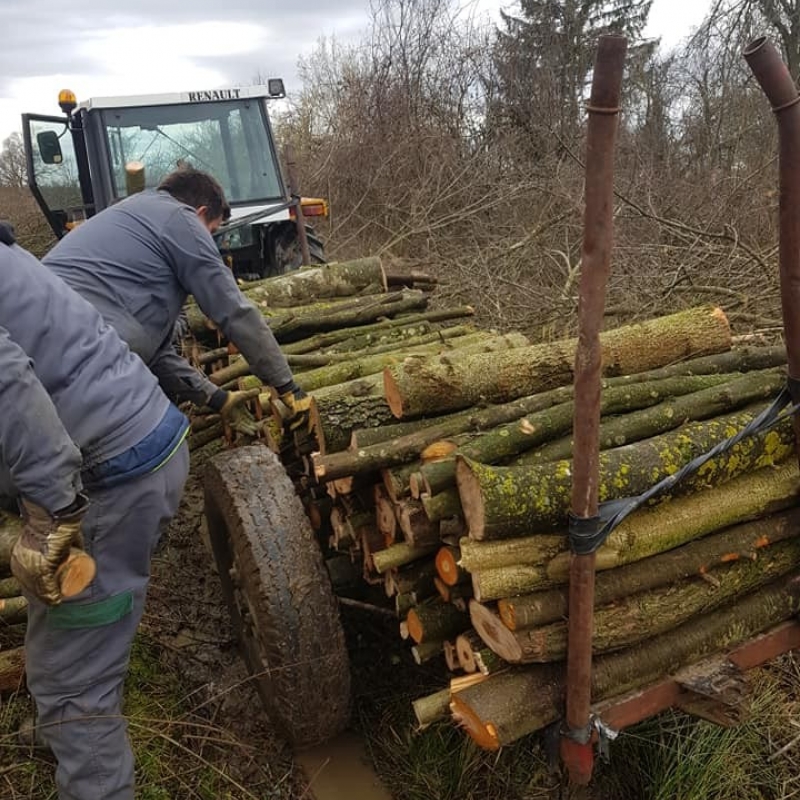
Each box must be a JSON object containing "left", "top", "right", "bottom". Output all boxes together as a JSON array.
[
  {"left": 24, "top": 117, "right": 84, "bottom": 221},
  {"left": 99, "top": 100, "right": 284, "bottom": 205}
]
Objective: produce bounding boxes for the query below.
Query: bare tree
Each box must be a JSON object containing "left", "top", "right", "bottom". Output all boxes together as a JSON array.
[{"left": 0, "top": 133, "right": 27, "bottom": 188}]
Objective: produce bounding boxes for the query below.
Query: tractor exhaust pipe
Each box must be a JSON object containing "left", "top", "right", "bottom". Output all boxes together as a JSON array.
[{"left": 744, "top": 37, "right": 800, "bottom": 457}]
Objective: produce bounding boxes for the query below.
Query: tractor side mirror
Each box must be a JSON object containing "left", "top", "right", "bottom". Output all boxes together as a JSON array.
[{"left": 37, "top": 130, "right": 63, "bottom": 165}]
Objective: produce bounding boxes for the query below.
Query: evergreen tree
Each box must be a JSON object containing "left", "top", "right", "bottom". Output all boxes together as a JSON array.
[{"left": 492, "top": 1, "right": 654, "bottom": 155}]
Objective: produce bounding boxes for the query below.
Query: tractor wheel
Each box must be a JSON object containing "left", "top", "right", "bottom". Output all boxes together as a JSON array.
[
  {"left": 204, "top": 445, "right": 351, "bottom": 747},
  {"left": 271, "top": 222, "right": 326, "bottom": 274}
]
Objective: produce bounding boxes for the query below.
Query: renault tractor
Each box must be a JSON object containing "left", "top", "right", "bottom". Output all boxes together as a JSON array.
[{"left": 22, "top": 83, "right": 327, "bottom": 280}]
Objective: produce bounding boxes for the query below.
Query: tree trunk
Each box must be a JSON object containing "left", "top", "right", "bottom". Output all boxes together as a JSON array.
[
  {"left": 473, "top": 537, "right": 800, "bottom": 664},
  {"left": 498, "top": 506, "right": 800, "bottom": 629},
  {"left": 406, "top": 601, "right": 471, "bottom": 644},
  {"left": 371, "top": 542, "right": 438, "bottom": 574},
  {"left": 0, "top": 595, "right": 27, "bottom": 624},
  {"left": 280, "top": 307, "right": 476, "bottom": 355},
  {"left": 458, "top": 406, "right": 795, "bottom": 540},
  {"left": 384, "top": 306, "right": 732, "bottom": 418},
  {"left": 518, "top": 368, "right": 785, "bottom": 466},
  {"left": 452, "top": 573, "right": 800, "bottom": 749},
  {"left": 468, "top": 459, "right": 800, "bottom": 600},
  {"left": 240, "top": 256, "right": 387, "bottom": 307}
]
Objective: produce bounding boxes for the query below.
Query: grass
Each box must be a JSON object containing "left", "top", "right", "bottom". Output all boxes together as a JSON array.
[{"left": 0, "top": 631, "right": 295, "bottom": 800}]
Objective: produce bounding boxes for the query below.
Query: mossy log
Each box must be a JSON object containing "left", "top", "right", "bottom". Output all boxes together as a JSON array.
[
  {"left": 280, "top": 308, "right": 475, "bottom": 355},
  {"left": 293, "top": 332, "right": 527, "bottom": 393},
  {"left": 0, "top": 575, "right": 21, "bottom": 598},
  {"left": 312, "top": 381, "right": 395, "bottom": 454},
  {"left": 498, "top": 506, "right": 800, "bottom": 629},
  {"left": 421, "top": 489, "right": 463, "bottom": 523},
  {"left": 210, "top": 329, "right": 491, "bottom": 388},
  {"left": 519, "top": 368, "right": 785, "bottom": 466},
  {"left": 0, "top": 595, "right": 27, "bottom": 623},
  {"left": 469, "top": 460, "right": 800, "bottom": 600},
  {"left": 0, "top": 512, "right": 21, "bottom": 566},
  {"left": 458, "top": 406, "right": 794, "bottom": 540},
  {"left": 240, "top": 256, "right": 387, "bottom": 307},
  {"left": 286, "top": 325, "right": 475, "bottom": 369},
  {"left": 385, "top": 306, "right": 732, "bottom": 418},
  {"left": 418, "top": 371, "right": 752, "bottom": 495},
  {"left": 451, "top": 573, "right": 800, "bottom": 749},
  {"left": 473, "top": 536, "right": 800, "bottom": 664},
  {"left": 406, "top": 601, "right": 471, "bottom": 644},
  {"left": 371, "top": 542, "right": 438, "bottom": 574}
]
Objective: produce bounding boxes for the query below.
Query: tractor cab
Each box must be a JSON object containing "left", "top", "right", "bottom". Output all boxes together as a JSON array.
[{"left": 22, "top": 83, "right": 327, "bottom": 279}]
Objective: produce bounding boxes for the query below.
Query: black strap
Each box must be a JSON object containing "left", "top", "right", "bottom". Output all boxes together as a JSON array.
[{"left": 568, "top": 385, "right": 799, "bottom": 555}]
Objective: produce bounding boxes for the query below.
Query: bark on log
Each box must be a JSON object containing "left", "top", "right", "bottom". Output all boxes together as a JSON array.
[
  {"left": 406, "top": 602, "right": 472, "bottom": 644},
  {"left": 452, "top": 573, "right": 800, "bottom": 749},
  {"left": 385, "top": 306, "right": 732, "bottom": 418},
  {"left": 469, "top": 459, "right": 800, "bottom": 600},
  {"left": 0, "top": 576, "right": 21, "bottom": 598},
  {"left": 420, "top": 371, "right": 755, "bottom": 495},
  {"left": 474, "top": 536, "right": 800, "bottom": 664},
  {"left": 519, "top": 368, "right": 785, "bottom": 466},
  {"left": 397, "top": 500, "right": 441, "bottom": 547},
  {"left": 0, "top": 595, "right": 27, "bottom": 624},
  {"left": 412, "top": 640, "right": 445, "bottom": 664},
  {"left": 280, "top": 308, "right": 475, "bottom": 355},
  {"left": 371, "top": 542, "right": 438, "bottom": 574},
  {"left": 240, "top": 256, "right": 387, "bottom": 308},
  {"left": 292, "top": 332, "right": 527, "bottom": 393},
  {"left": 498, "top": 506, "right": 800, "bottom": 629},
  {"left": 458, "top": 406, "right": 795, "bottom": 540},
  {"left": 0, "top": 647, "right": 25, "bottom": 693},
  {"left": 287, "top": 325, "right": 475, "bottom": 369}
]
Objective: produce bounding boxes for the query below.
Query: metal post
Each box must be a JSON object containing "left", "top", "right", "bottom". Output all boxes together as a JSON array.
[
  {"left": 744, "top": 37, "right": 800, "bottom": 461},
  {"left": 283, "top": 142, "right": 312, "bottom": 266},
  {"left": 560, "top": 34, "right": 627, "bottom": 786}
]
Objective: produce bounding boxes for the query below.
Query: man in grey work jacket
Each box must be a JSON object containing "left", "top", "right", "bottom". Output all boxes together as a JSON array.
[
  {"left": 43, "top": 166, "right": 312, "bottom": 432},
  {"left": 0, "top": 221, "right": 190, "bottom": 800}
]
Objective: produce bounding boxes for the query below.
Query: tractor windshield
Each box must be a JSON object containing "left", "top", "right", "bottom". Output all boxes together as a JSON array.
[{"left": 99, "top": 99, "right": 284, "bottom": 205}]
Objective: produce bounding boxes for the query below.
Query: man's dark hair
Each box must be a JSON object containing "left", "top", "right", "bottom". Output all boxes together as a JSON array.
[{"left": 158, "top": 167, "right": 230, "bottom": 222}]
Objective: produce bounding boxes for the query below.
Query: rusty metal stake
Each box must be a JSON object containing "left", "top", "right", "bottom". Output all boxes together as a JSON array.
[
  {"left": 560, "top": 34, "right": 627, "bottom": 786},
  {"left": 744, "top": 37, "right": 800, "bottom": 461},
  {"left": 283, "top": 142, "right": 312, "bottom": 266}
]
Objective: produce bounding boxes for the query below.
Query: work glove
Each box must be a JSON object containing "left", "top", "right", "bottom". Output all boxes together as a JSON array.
[
  {"left": 278, "top": 383, "right": 313, "bottom": 433},
  {"left": 220, "top": 391, "right": 259, "bottom": 436},
  {"left": 10, "top": 494, "right": 89, "bottom": 605}
]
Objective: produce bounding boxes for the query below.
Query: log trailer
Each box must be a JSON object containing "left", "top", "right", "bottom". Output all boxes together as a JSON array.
[
  {"left": 190, "top": 33, "right": 800, "bottom": 788},
  {"left": 21, "top": 83, "right": 327, "bottom": 280},
  {"left": 5, "top": 35, "right": 800, "bottom": 790}
]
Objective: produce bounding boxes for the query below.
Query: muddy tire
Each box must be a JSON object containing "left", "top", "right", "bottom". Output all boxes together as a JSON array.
[{"left": 204, "top": 445, "right": 351, "bottom": 747}]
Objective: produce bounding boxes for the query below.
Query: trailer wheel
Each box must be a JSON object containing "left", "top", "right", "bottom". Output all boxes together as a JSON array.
[{"left": 204, "top": 445, "right": 351, "bottom": 747}]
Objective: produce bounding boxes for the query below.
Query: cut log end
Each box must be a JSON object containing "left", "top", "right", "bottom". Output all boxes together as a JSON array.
[
  {"left": 469, "top": 599, "right": 523, "bottom": 663},
  {"left": 435, "top": 546, "right": 462, "bottom": 587},
  {"left": 383, "top": 367, "right": 404, "bottom": 418},
  {"left": 455, "top": 457, "right": 484, "bottom": 539},
  {"left": 450, "top": 696, "right": 501, "bottom": 751},
  {"left": 57, "top": 551, "right": 97, "bottom": 598}
]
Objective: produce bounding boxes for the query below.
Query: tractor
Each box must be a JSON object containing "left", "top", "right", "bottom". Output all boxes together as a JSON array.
[{"left": 22, "top": 83, "right": 327, "bottom": 280}]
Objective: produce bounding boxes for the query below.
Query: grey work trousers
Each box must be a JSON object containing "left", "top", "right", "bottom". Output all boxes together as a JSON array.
[{"left": 24, "top": 442, "right": 190, "bottom": 800}]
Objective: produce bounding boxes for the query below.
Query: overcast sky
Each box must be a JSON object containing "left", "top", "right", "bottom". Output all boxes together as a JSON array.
[{"left": 0, "top": 0, "right": 710, "bottom": 145}]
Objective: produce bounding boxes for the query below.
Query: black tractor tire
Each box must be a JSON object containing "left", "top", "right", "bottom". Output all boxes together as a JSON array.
[
  {"left": 270, "top": 222, "right": 326, "bottom": 274},
  {"left": 204, "top": 445, "right": 351, "bottom": 747}
]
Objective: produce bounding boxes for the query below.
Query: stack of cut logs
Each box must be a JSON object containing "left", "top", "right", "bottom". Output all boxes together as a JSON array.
[
  {"left": 188, "top": 255, "right": 800, "bottom": 749},
  {"left": 0, "top": 513, "right": 30, "bottom": 692}
]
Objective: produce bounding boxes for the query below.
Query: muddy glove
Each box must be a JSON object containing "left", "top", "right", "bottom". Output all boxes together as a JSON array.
[
  {"left": 10, "top": 494, "right": 89, "bottom": 605},
  {"left": 278, "top": 382, "right": 313, "bottom": 433},
  {"left": 219, "top": 391, "right": 259, "bottom": 436}
]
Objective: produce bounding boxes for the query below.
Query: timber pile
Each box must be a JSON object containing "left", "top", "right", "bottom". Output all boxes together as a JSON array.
[
  {"left": 0, "top": 512, "right": 29, "bottom": 694},
  {"left": 187, "top": 256, "right": 800, "bottom": 749}
]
